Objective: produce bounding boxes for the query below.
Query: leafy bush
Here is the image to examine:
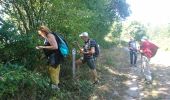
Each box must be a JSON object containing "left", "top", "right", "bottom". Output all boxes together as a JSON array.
[
  {"left": 0, "top": 63, "right": 52, "bottom": 99},
  {"left": 0, "top": 63, "right": 95, "bottom": 100}
]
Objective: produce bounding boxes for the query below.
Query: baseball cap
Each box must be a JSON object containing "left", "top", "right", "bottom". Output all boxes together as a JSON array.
[{"left": 79, "top": 32, "right": 88, "bottom": 37}]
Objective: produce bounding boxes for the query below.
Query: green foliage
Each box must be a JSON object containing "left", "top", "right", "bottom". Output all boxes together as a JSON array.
[
  {"left": 0, "top": 0, "right": 131, "bottom": 99},
  {"left": 123, "top": 21, "right": 147, "bottom": 41},
  {"left": 111, "top": 21, "right": 123, "bottom": 38},
  {"left": 1, "top": 0, "right": 130, "bottom": 44},
  {"left": 0, "top": 21, "right": 45, "bottom": 70},
  {"left": 0, "top": 63, "right": 95, "bottom": 99},
  {"left": 0, "top": 63, "right": 51, "bottom": 99},
  {"left": 147, "top": 24, "right": 170, "bottom": 51}
]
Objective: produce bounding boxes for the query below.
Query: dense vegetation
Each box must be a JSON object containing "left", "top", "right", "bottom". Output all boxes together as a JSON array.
[
  {"left": 0, "top": 0, "right": 130, "bottom": 99},
  {"left": 122, "top": 20, "right": 170, "bottom": 50}
]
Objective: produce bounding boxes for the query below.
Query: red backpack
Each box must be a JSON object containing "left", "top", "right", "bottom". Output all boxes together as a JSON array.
[
  {"left": 149, "top": 41, "right": 159, "bottom": 58},
  {"left": 141, "top": 41, "right": 159, "bottom": 58}
]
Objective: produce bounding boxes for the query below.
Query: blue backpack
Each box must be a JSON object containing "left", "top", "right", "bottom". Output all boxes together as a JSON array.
[{"left": 52, "top": 32, "right": 69, "bottom": 57}]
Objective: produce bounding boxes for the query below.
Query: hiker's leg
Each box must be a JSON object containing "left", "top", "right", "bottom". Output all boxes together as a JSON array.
[
  {"left": 76, "top": 57, "right": 83, "bottom": 70},
  {"left": 75, "top": 58, "right": 83, "bottom": 78},
  {"left": 145, "top": 58, "right": 152, "bottom": 81},
  {"left": 142, "top": 56, "right": 152, "bottom": 81},
  {"left": 143, "top": 56, "right": 148, "bottom": 73},
  {"left": 134, "top": 51, "right": 137, "bottom": 65},
  {"left": 76, "top": 59, "right": 83, "bottom": 71},
  {"left": 130, "top": 51, "right": 133, "bottom": 65},
  {"left": 146, "top": 58, "right": 151, "bottom": 74},
  {"left": 87, "top": 58, "right": 98, "bottom": 82},
  {"left": 91, "top": 69, "right": 98, "bottom": 82},
  {"left": 48, "top": 65, "right": 60, "bottom": 85}
]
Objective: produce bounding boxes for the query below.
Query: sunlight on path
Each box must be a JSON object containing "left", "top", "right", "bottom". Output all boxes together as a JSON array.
[
  {"left": 121, "top": 47, "right": 170, "bottom": 99},
  {"left": 151, "top": 50, "right": 170, "bottom": 66},
  {"left": 90, "top": 47, "right": 170, "bottom": 100}
]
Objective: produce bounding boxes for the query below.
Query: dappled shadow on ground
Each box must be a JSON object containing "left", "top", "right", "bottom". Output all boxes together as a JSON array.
[
  {"left": 90, "top": 47, "right": 170, "bottom": 100},
  {"left": 141, "top": 64, "right": 170, "bottom": 100},
  {"left": 88, "top": 47, "right": 131, "bottom": 100},
  {"left": 89, "top": 47, "right": 138, "bottom": 100},
  {"left": 137, "top": 51, "right": 170, "bottom": 99}
]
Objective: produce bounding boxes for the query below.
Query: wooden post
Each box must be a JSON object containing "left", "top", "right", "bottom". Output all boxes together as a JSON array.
[{"left": 72, "top": 48, "right": 76, "bottom": 78}]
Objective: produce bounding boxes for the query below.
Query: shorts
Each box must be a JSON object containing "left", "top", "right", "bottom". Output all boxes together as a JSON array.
[
  {"left": 48, "top": 53, "right": 60, "bottom": 68},
  {"left": 81, "top": 57, "right": 96, "bottom": 70}
]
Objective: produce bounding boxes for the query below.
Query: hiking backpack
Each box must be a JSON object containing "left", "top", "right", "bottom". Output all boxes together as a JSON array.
[
  {"left": 52, "top": 32, "right": 69, "bottom": 57},
  {"left": 148, "top": 41, "right": 158, "bottom": 58},
  {"left": 89, "top": 39, "right": 100, "bottom": 57},
  {"left": 141, "top": 40, "right": 158, "bottom": 58}
]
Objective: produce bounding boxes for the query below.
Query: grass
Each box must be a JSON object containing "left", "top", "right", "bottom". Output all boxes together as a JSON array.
[{"left": 88, "top": 47, "right": 130, "bottom": 100}]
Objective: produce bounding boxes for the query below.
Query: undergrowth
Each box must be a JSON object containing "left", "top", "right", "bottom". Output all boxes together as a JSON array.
[{"left": 0, "top": 63, "right": 94, "bottom": 100}]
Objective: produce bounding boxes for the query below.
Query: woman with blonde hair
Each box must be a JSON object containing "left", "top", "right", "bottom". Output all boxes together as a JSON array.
[{"left": 36, "top": 25, "right": 61, "bottom": 90}]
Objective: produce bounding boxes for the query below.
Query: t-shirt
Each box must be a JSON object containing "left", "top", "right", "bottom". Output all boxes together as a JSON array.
[
  {"left": 83, "top": 39, "right": 95, "bottom": 59},
  {"left": 129, "top": 40, "right": 137, "bottom": 51}
]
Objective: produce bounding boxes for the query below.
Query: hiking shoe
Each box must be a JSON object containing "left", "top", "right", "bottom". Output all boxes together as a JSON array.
[{"left": 52, "top": 84, "right": 60, "bottom": 90}]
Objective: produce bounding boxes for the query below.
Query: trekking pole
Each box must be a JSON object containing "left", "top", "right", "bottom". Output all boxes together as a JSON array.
[
  {"left": 72, "top": 48, "right": 76, "bottom": 79},
  {"left": 141, "top": 53, "right": 144, "bottom": 73}
]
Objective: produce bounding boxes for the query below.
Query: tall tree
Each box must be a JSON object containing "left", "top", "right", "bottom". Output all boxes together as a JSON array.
[
  {"left": 124, "top": 21, "right": 147, "bottom": 41},
  {"left": 0, "top": 0, "right": 130, "bottom": 39}
]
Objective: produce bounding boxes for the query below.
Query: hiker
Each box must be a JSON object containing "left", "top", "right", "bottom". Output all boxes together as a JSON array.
[
  {"left": 75, "top": 32, "right": 99, "bottom": 84},
  {"left": 36, "top": 26, "right": 61, "bottom": 90},
  {"left": 128, "top": 37, "right": 138, "bottom": 67},
  {"left": 139, "top": 36, "right": 158, "bottom": 81}
]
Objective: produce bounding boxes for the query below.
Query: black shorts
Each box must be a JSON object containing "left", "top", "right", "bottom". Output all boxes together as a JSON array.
[
  {"left": 48, "top": 53, "right": 61, "bottom": 68},
  {"left": 81, "top": 57, "right": 96, "bottom": 70}
]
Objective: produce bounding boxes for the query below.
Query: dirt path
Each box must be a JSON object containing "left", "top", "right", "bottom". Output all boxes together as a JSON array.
[{"left": 90, "top": 47, "right": 170, "bottom": 100}]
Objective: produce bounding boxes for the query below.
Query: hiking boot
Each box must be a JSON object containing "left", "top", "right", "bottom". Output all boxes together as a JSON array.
[{"left": 52, "top": 84, "right": 60, "bottom": 90}]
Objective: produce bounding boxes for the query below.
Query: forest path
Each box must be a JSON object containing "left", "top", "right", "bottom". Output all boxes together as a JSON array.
[{"left": 89, "top": 47, "right": 170, "bottom": 100}]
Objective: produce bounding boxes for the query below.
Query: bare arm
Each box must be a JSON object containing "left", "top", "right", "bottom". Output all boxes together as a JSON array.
[
  {"left": 37, "top": 34, "right": 58, "bottom": 50},
  {"left": 84, "top": 47, "right": 95, "bottom": 54}
]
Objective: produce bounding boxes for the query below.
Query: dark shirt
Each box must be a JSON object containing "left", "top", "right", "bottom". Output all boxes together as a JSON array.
[
  {"left": 83, "top": 39, "right": 96, "bottom": 59},
  {"left": 43, "top": 39, "right": 61, "bottom": 66},
  {"left": 43, "top": 39, "right": 59, "bottom": 57}
]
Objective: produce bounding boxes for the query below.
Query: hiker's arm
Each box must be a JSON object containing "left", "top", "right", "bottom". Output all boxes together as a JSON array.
[
  {"left": 128, "top": 42, "right": 131, "bottom": 50},
  {"left": 37, "top": 34, "right": 58, "bottom": 50},
  {"left": 83, "top": 47, "right": 95, "bottom": 54},
  {"left": 84, "top": 40, "right": 95, "bottom": 54}
]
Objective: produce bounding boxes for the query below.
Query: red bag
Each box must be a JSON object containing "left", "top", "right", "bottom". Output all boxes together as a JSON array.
[
  {"left": 149, "top": 41, "right": 159, "bottom": 58},
  {"left": 141, "top": 41, "right": 159, "bottom": 58}
]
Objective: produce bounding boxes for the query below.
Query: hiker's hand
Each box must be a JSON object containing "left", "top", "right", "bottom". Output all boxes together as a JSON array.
[
  {"left": 139, "top": 50, "right": 143, "bottom": 53},
  {"left": 79, "top": 48, "right": 83, "bottom": 53},
  {"left": 129, "top": 47, "right": 132, "bottom": 50},
  {"left": 36, "top": 46, "right": 43, "bottom": 49}
]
